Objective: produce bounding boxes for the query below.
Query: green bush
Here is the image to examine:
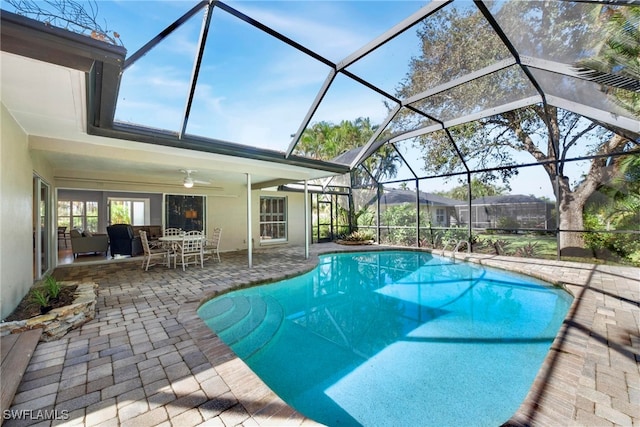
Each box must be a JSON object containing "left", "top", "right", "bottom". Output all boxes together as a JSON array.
[
  {"left": 45, "top": 275, "right": 61, "bottom": 299},
  {"left": 584, "top": 213, "right": 640, "bottom": 264},
  {"left": 31, "top": 288, "right": 50, "bottom": 307},
  {"left": 343, "top": 230, "right": 375, "bottom": 242}
]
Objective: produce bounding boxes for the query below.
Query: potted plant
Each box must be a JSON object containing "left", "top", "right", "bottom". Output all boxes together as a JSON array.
[
  {"left": 44, "top": 275, "right": 61, "bottom": 303},
  {"left": 31, "top": 288, "right": 52, "bottom": 314}
]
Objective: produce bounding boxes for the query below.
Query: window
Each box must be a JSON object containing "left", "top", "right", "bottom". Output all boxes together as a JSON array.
[
  {"left": 436, "top": 208, "right": 445, "bottom": 225},
  {"left": 58, "top": 200, "right": 99, "bottom": 232},
  {"left": 165, "top": 195, "right": 205, "bottom": 231},
  {"left": 260, "top": 196, "right": 287, "bottom": 242},
  {"left": 109, "top": 198, "right": 150, "bottom": 226}
]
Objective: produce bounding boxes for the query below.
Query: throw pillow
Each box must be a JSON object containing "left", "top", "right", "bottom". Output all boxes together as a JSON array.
[{"left": 83, "top": 230, "right": 94, "bottom": 237}]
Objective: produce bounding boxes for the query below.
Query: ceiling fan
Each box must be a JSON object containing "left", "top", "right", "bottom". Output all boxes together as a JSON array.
[{"left": 180, "top": 170, "right": 211, "bottom": 188}]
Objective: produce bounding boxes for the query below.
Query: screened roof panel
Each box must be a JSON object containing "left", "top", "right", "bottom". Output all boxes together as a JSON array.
[
  {"left": 409, "top": 65, "right": 538, "bottom": 123},
  {"left": 489, "top": 1, "right": 603, "bottom": 64},
  {"left": 343, "top": 13, "right": 428, "bottom": 97},
  {"left": 184, "top": 7, "right": 331, "bottom": 152},
  {"left": 226, "top": 1, "right": 430, "bottom": 63},
  {"left": 529, "top": 68, "right": 638, "bottom": 123},
  {"left": 377, "top": 107, "right": 438, "bottom": 144},
  {"left": 393, "top": 2, "right": 514, "bottom": 99},
  {"left": 114, "top": 9, "right": 202, "bottom": 130},
  {"left": 408, "top": 129, "right": 467, "bottom": 177},
  {"left": 301, "top": 73, "right": 392, "bottom": 152},
  {"left": 450, "top": 117, "right": 534, "bottom": 172}
]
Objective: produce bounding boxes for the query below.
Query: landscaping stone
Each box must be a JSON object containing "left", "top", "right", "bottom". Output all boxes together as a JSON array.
[{"left": 0, "top": 282, "right": 98, "bottom": 341}]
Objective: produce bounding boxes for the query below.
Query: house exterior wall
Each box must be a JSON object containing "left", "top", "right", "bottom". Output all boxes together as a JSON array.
[
  {"left": 0, "top": 120, "right": 313, "bottom": 314},
  {"left": 53, "top": 180, "right": 308, "bottom": 256},
  {"left": 1, "top": 104, "right": 54, "bottom": 319},
  {"left": 455, "top": 202, "right": 556, "bottom": 229}
]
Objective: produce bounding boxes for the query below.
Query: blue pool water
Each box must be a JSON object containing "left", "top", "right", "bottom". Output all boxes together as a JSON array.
[{"left": 198, "top": 251, "right": 572, "bottom": 426}]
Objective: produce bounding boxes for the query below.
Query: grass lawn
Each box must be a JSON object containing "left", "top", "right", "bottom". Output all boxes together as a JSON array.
[{"left": 475, "top": 233, "right": 558, "bottom": 258}]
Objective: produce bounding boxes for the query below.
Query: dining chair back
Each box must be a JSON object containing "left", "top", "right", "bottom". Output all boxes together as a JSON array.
[
  {"left": 203, "top": 228, "right": 222, "bottom": 262},
  {"left": 175, "top": 231, "right": 203, "bottom": 271},
  {"left": 163, "top": 228, "right": 182, "bottom": 236},
  {"left": 139, "top": 230, "right": 169, "bottom": 271}
]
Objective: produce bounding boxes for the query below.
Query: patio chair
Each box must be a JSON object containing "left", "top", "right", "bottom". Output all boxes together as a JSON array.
[
  {"left": 161, "top": 227, "right": 182, "bottom": 251},
  {"left": 174, "top": 230, "right": 203, "bottom": 271},
  {"left": 139, "top": 230, "right": 170, "bottom": 271},
  {"left": 203, "top": 227, "right": 222, "bottom": 262},
  {"left": 163, "top": 227, "right": 182, "bottom": 236}
]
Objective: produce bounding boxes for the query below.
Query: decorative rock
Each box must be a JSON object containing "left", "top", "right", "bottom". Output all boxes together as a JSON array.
[{"left": 0, "top": 282, "right": 98, "bottom": 341}]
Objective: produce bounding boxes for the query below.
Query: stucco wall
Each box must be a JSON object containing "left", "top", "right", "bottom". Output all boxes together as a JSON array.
[
  {"left": 52, "top": 180, "right": 309, "bottom": 255},
  {"left": 1, "top": 104, "right": 34, "bottom": 319}
]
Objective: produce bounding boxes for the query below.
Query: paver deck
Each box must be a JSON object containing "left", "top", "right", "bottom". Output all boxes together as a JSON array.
[{"left": 2, "top": 244, "right": 638, "bottom": 426}]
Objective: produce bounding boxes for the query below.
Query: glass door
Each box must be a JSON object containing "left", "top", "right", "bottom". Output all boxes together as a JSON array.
[{"left": 33, "top": 175, "right": 51, "bottom": 279}]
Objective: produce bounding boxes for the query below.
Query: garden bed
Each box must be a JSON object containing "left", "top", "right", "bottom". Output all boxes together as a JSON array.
[{"left": 0, "top": 281, "right": 98, "bottom": 341}]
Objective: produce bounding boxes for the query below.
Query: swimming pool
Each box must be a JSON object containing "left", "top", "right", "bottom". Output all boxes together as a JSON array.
[{"left": 198, "top": 250, "right": 572, "bottom": 426}]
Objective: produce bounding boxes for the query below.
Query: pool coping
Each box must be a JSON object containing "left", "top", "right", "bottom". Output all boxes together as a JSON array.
[{"left": 179, "top": 245, "right": 639, "bottom": 426}]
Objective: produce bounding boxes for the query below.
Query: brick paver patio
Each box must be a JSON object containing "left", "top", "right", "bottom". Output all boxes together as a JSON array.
[{"left": 3, "top": 244, "right": 638, "bottom": 426}]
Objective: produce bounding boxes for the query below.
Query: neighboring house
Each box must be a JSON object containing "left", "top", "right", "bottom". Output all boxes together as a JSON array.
[
  {"left": 380, "top": 190, "right": 556, "bottom": 231},
  {"left": 379, "top": 189, "right": 460, "bottom": 227},
  {"left": 455, "top": 195, "right": 556, "bottom": 230}
]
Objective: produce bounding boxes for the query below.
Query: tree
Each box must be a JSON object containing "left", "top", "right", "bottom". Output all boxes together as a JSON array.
[
  {"left": 6, "top": 0, "right": 123, "bottom": 46},
  {"left": 395, "top": 3, "right": 639, "bottom": 251},
  {"left": 576, "top": 6, "right": 640, "bottom": 116}
]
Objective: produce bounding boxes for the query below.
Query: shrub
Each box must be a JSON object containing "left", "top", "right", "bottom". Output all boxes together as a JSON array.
[
  {"left": 31, "top": 288, "right": 50, "bottom": 307},
  {"left": 483, "top": 238, "right": 510, "bottom": 255},
  {"left": 514, "top": 241, "right": 539, "bottom": 258},
  {"left": 45, "top": 275, "right": 61, "bottom": 299},
  {"left": 343, "top": 230, "right": 375, "bottom": 242}
]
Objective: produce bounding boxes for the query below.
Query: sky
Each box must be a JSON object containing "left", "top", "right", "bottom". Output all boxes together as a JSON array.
[{"left": 4, "top": 0, "right": 617, "bottom": 200}]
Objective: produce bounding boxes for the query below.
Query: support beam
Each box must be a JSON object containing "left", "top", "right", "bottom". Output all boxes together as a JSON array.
[
  {"left": 246, "top": 173, "right": 253, "bottom": 268},
  {"left": 304, "top": 180, "right": 309, "bottom": 259}
]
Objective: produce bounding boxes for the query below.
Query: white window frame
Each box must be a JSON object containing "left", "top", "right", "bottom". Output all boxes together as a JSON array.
[
  {"left": 260, "top": 196, "right": 287, "bottom": 243},
  {"left": 108, "top": 197, "right": 150, "bottom": 226}
]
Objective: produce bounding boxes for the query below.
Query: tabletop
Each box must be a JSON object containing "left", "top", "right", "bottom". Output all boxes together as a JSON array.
[{"left": 158, "top": 235, "right": 204, "bottom": 242}]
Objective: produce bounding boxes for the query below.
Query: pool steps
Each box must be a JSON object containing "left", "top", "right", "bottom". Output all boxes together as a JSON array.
[{"left": 201, "top": 295, "right": 284, "bottom": 359}]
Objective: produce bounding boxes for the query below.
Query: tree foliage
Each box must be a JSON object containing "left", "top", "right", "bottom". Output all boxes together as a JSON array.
[
  {"left": 294, "top": 117, "right": 401, "bottom": 186},
  {"left": 435, "top": 179, "right": 507, "bottom": 201},
  {"left": 394, "top": 2, "right": 639, "bottom": 250},
  {"left": 6, "top": 0, "right": 123, "bottom": 46},
  {"left": 575, "top": 6, "right": 640, "bottom": 116}
]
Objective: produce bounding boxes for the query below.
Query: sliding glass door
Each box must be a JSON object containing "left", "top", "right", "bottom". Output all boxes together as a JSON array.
[{"left": 33, "top": 175, "right": 51, "bottom": 279}]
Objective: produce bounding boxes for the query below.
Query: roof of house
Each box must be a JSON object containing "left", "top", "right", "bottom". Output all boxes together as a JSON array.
[
  {"left": 380, "top": 189, "right": 460, "bottom": 206},
  {"left": 469, "top": 194, "right": 552, "bottom": 205}
]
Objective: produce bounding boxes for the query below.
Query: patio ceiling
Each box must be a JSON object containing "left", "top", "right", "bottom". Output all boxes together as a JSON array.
[{"left": 1, "top": 1, "right": 638, "bottom": 190}]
